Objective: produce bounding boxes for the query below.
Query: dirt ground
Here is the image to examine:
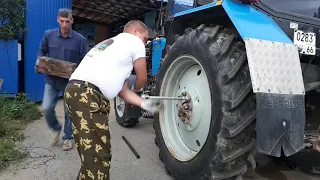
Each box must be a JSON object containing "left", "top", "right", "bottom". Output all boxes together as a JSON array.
[{"left": 0, "top": 100, "right": 319, "bottom": 180}]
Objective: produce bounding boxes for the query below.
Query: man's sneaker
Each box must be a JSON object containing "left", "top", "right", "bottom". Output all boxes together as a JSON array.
[
  {"left": 63, "top": 139, "right": 73, "bottom": 151},
  {"left": 52, "top": 130, "right": 61, "bottom": 146}
]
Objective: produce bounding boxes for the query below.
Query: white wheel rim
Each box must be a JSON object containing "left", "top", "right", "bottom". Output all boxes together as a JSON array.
[
  {"left": 115, "top": 96, "right": 125, "bottom": 117},
  {"left": 159, "top": 55, "right": 212, "bottom": 162}
]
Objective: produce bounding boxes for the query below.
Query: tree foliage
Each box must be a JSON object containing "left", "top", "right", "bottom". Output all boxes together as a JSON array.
[{"left": 0, "top": 0, "right": 26, "bottom": 40}]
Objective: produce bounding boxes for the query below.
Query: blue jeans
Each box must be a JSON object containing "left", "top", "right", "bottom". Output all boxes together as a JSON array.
[
  {"left": 127, "top": 75, "right": 136, "bottom": 88},
  {"left": 42, "top": 83, "right": 73, "bottom": 140}
]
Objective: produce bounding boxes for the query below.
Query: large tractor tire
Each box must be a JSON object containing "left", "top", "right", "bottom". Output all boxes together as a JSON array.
[
  {"left": 153, "top": 24, "right": 257, "bottom": 180},
  {"left": 114, "top": 96, "right": 139, "bottom": 128}
]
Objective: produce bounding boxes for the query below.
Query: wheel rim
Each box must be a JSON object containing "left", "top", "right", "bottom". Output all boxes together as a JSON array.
[
  {"left": 115, "top": 96, "right": 125, "bottom": 117},
  {"left": 159, "top": 55, "right": 212, "bottom": 162}
]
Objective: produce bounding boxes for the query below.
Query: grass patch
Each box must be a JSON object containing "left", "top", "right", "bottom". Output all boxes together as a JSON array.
[{"left": 0, "top": 93, "right": 42, "bottom": 170}]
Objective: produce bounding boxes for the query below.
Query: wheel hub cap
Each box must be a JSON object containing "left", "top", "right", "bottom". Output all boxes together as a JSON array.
[{"left": 177, "top": 92, "right": 192, "bottom": 124}]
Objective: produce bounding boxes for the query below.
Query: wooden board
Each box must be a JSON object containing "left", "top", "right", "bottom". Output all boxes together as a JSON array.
[{"left": 35, "top": 56, "right": 77, "bottom": 79}]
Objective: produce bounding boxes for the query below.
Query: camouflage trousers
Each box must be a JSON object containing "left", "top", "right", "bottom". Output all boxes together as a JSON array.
[{"left": 64, "top": 80, "right": 111, "bottom": 180}]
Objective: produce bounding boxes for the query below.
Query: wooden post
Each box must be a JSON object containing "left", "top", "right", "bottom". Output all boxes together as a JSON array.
[{"left": 35, "top": 56, "right": 78, "bottom": 79}]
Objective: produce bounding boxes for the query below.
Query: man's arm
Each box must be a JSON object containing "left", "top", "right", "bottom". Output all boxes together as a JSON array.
[
  {"left": 37, "top": 31, "right": 49, "bottom": 59},
  {"left": 118, "top": 80, "right": 143, "bottom": 107},
  {"left": 79, "top": 38, "right": 88, "bottom": 61},
  {"left": 133, "top": 57, "right": 147, "bottom": 90},
  {"left": 119, "top": 80, "right": 162, "bottom": 114}
]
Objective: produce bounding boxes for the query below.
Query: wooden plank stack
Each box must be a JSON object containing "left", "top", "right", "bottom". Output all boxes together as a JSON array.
[{"left": 35, "top": 56, "right": 77, "bottom": 79}]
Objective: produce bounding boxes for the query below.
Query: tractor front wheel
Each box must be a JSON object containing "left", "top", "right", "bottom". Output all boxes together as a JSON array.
[{"left": 114, "top": 96, "right": 139, "bottom": 128}]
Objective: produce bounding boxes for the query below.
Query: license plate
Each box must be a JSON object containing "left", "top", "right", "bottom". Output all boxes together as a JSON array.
[{"left": 293, "top": 30, "right": 316, "bottom": 55}]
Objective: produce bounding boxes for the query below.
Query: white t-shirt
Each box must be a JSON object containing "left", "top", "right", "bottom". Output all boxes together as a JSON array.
[{"left": 69, "top": 32, "right": 146, "bottom": 100}]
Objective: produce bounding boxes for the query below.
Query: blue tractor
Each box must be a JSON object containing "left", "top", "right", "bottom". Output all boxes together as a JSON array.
[{"left": 114, "top": 0, "right": 320, "bottom": 179}]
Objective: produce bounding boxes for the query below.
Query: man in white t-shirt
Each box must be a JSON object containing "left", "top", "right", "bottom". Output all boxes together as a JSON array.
[{"left": 63, "top": 20, "right": 161, "bottom": 180}]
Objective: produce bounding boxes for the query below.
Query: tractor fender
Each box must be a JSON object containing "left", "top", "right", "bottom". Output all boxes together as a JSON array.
[{"left": 171, "top": 0, "right": 306, "bottom": 157}]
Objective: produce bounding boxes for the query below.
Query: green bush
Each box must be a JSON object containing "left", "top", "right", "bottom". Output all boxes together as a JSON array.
[
  {"left": 0, "top": 0, "right": 26, "bottom": 41},
  {"left": 0, "top": 93, "right": 42, "bottom": 170}
]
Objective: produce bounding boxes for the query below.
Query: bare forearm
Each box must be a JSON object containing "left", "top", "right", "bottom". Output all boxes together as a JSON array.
[
  {"left": 133, "top": 57, "right": 147, "bottom": 90},
  {"left": 134, "top": 77, "right": 147, "bottom": 90},
  {"left": 119, "top": 81, "right": 143, "bottom": 107}
]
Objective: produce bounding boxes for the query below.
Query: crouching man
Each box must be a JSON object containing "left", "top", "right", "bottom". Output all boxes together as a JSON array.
[{"left": 64, "top": 20, "right": 161, "bottom": 180}]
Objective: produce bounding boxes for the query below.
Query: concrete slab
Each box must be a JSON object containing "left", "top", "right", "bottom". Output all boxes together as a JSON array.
[{"left": 0, "top": 100, "right": 319, "bottom": 180}]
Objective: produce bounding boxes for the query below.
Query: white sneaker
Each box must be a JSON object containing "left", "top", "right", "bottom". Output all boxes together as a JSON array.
[{"left": 63, "top": 139, "right": 73, "bottom": 151}]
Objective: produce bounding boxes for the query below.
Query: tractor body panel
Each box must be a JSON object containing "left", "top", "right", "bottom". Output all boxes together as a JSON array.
[
  {"left": 171, "top": 0, "right": 293, "bottom": 43},
  {"left": 221, "top": 0, "right": 292, "bottom": 43},
  {"left": 162, "top": 0, "right": 310, "bottom": 157},
  {"left": 174, "top": 1, "right": 223, "bottom": 17},
  {"left": 152, "top": 38, "right": 167, "bottom": 76},
  {"left": 253, "top": 1, "right": 320, "bottom": 57}
]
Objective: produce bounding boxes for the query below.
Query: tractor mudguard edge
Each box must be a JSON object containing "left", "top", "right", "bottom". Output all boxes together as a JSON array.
[
  {"left": 256, "top": 93, "right": 305, "bottom": 157},
  {"left": 222, "top": 0, "right": 292, "bottom": 44}
]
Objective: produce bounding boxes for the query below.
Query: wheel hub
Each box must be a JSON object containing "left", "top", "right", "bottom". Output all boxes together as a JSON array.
[{"left": 177, "top": 92, "right": 192, "bottom": 124}]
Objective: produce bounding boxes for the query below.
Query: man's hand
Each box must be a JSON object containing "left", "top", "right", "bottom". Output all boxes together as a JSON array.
[{"left": 140, "top": 99, "right": 162, "bottom": 114}]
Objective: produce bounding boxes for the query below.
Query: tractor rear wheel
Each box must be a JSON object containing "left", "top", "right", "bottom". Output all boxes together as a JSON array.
[{"left": 153, "top": 24, "right": 256, "bottom": 180}]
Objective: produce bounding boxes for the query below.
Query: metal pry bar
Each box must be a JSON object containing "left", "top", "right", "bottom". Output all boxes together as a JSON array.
[
  {"left": 122, "top": 136, "right": 140, "bottom": 159},
  {"left": 141, "top": 94, "right": 190, "bottom": 101}
]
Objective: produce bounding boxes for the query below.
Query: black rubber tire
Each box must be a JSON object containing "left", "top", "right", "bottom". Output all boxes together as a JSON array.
[
  {"left": 114, "top": 96, "right": 139, "bottom": 128},
  {"left": 153, "top": 24, "right": 257, "bottom": 180}
]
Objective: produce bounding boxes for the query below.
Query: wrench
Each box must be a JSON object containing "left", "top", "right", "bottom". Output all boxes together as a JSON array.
[{"left": 141, "top": 94, "right": 190, "bottom": 101}]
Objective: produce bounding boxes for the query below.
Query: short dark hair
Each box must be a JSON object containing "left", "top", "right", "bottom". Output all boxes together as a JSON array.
[
  {"left": 58, "top": 8, "right": 73, "bottom": 19},
  {"left": 123, "top": 20, "right": 148, "bottom": 33}
]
